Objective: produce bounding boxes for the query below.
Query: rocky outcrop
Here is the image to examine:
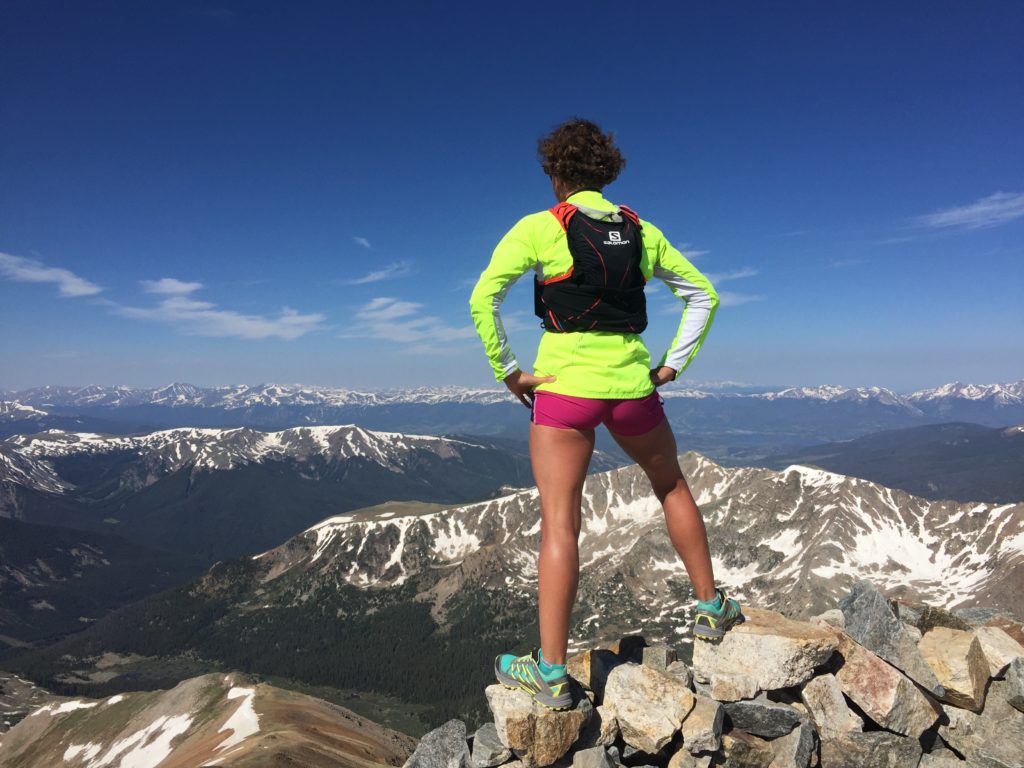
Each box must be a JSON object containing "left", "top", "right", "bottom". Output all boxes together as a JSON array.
[{"left": 416, "top": 584, "right": 1023, "bottom": 768}]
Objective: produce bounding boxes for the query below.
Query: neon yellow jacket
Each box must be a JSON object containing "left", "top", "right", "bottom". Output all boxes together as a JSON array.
[{"left": 469, "top": 190, "right": 719, "bottom": 399}]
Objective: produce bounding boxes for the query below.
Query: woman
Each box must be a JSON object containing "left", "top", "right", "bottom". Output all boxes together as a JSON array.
[{"left": 468, "top": 118, "right": 742, "bottom": 710}]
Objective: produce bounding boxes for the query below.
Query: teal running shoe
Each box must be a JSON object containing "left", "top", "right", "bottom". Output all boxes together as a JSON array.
[
  {"left": 693, "top": 588, "right": 745, "bottom": 642},
  {"left": 494, "top": 649, "right": 573, "bottom": 710}
]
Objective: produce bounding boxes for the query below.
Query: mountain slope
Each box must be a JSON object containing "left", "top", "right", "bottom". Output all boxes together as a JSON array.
[
  {"left": 0, "top": 671, "right": 415, "bottom": 767},
  {"left": 0, "top": 517, "right": 204, "bottom": 646},
  {"left": 5, "top": 453, "right": 1020, "bottom": 725},
  {"left": 759, "top": 422, "right": 1024, "bottom": 503}
]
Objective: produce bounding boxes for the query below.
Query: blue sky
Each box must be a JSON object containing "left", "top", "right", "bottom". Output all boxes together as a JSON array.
[{"left": 1, "top": 1, "right": 1022, "bottom": 392}]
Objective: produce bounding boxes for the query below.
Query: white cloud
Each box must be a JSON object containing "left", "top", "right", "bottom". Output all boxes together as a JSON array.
[
  {"left": 718, "top": 291, "right": 764, "bottom": 307},
  {"left": 705, "top": 267, "right": 758, "bottom": 283},
  {"left": 0, "top": 252, "right": 102, "bottom": 297},
  {"left": 344, "top": 260, "right": 414, "bottom": 285},
  {"left": 344, "top": 296, "right": 476, "bottom": 351},
  {"left": 113, "top": 293, "right": 325, "bottom": 340},
  {"left": 140, "top": 277, "right": 203, "bottom": 295},
  {"left": 353, "top": 236, "right": 372, "bottom": 249},
  {"left": 676, "top": 243, "right": 710, "bottom": 258},
  {"left": 913, "top": 192, "right": 1024, "bottom": 230}
]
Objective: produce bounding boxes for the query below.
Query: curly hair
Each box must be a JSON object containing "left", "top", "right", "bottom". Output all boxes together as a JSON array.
[{"left": 537, "top": 118, "right": 626, "bottom": 190}]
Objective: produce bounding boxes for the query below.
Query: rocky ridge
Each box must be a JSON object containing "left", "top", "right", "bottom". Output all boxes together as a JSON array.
[{"left": 408, "top": 583, "right": 1024, "bottom": 768}]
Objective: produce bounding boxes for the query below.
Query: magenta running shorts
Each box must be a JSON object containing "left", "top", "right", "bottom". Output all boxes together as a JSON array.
[{"left": 532, "top": 391, "right": 666, "bottom": 436}]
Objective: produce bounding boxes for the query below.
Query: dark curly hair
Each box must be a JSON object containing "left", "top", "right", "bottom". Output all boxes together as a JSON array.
[{"left": 538, "top": 118, "right": 626, "bottom": 190}]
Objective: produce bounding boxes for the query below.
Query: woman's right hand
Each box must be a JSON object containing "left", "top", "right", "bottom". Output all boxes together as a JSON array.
[{"left": 504, "top": 369, "right": 556, "bottom": 408}]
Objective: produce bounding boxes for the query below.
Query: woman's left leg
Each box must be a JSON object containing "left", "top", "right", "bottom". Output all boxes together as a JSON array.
[{"left": 529, "top": 421, "right": 595, "bottom": 665}]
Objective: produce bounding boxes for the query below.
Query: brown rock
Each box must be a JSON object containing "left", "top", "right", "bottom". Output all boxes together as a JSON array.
[
  {"left": 985, "top": 614, "right": 1024, "bottom": 647},
  {"left": 680, "top": 694, "right": 723, "bottom": 754},
  {"left": 692, "top": 607, "right": 839, "bottom": 692},
  {"left": 973, "top": 626, "right": 1024, "bottom": 677},
  {"left": 830, "top": 629, "right": 940, "bottom": 737},
  {"left": 799, "top": 673, "right": 862, "bottom": 739},
  {"left": 918, "top": 627, "right": 988, "bottom": 711},
  {"left": 719, "top": 730, "right": 775, "bottom": 768},
  {"left": 603, "top": 663, "right": 695, "bottom": 754}
]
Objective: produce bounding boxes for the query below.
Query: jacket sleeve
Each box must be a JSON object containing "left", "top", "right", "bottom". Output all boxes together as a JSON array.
[
  {"left": 469, "top": 216, "right": 539, "bottom": 382},
  {"left": 647, "top": 223, "right": 719, "bottom": 377}
]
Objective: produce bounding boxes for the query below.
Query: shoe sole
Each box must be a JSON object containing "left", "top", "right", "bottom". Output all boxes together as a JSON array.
[
  {"left": 494, "top": 665, "right": 573, "bottom": 710},
  {"left": 693, "top": 612, "right": 746, "bottom": 642}
]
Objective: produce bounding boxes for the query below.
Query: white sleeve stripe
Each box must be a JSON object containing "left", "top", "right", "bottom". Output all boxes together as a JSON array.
[{"left": 652, "top": 264, "right": 715, "bottom": 371}]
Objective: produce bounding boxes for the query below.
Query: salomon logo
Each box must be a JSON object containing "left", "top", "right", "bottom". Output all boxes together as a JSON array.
[
  {"left": 609, "top": 231, "right": 621, "bottom": 241},
  {"left": 603, "top": 230, "right": 630, "bottom": 246}
]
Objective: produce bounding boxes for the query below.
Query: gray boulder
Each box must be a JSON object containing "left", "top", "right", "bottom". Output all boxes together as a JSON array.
[
  {"left": 819, "top": 731, "right": 923, "bottom": 768},
  {"left": 1005, "top": 656, "right": 1024, "bottom": 713},
  {"left": 722, "top": 694, "right": 803, "bottom": 738},
  {"left": 938, "top": 678, "right": 1024, "bottom": 767},
  {"left": 838, "top": 581, "right": 945, "bottom": 697},
  {"left": 571, "top": 745, "right": 615, "bottom": 768},
  {"left": 403, "top": 719, "right": 471, "bottom": 768},
  {"left": 472, "top": 722, "right": 512, "bottom": 768}
]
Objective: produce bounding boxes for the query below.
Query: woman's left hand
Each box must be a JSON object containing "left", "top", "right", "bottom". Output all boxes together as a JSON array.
[{"left": 649, "top": 366, "right": 676, "bottom": 387}]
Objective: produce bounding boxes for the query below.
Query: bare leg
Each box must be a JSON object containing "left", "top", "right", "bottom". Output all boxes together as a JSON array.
[
  {"left": 610, "top": 419, "right": 717, "bottom": 602},
  {"left": 530, "top": 421, "right": 594, "bottom": 666}
]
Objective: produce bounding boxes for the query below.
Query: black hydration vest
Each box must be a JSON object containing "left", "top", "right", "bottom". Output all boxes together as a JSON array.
[{"left": 534, "top": 202, "right": 648, "bottom": 333}]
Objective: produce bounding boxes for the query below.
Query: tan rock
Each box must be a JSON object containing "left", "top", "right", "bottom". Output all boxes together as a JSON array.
[
  {"left": 831, "top": 629, "right": 940, "bottom": 737},
  {"left": 708, "top": 673, "right": 759, "bottom": 702},
  {"left": 483, "top": 685, "right": 590, "bottom": 768},
  {"left": 603, "top": 662, "right": 695, "bottom": 754},
  {"left": 692, "top": 607, "right": 839, "bottom": 692},
  {"left": 973, "top": 625, "right": 1024, "bottom": 677},
  {"left": 567, "top": 649, "right": 623, "bottom": 705},
  {"left": 668, "top": 749, "right": 712, "bottom": 768},
  {"left": 918, "top": 627, "right": 988, "bottom": 711},
  {"left": 680, "top": 695, "right": 723, "bottom": 754},
  {"left": 799, "top": 673, "right": 862, "bottom": 739}
]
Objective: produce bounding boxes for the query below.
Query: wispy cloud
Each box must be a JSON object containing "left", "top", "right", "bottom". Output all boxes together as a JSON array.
[
  {"left": 343, "top": 260, "right": 414, "bottom": 285},
  {"left": 913, "top": 192, "right": 1024, "bottom": 230},
  {"left": 677, "top": 243, "right": 710, "bottom": 259},
  {"left": 706, "top": 267, "right": 758, "bottom": 283},
  {"left": 0, "top": 252, "right": 102, "bottom": 297},
  {"left": 140, "top": 277, "right": 203, "bottom": 295},
  {"left": 112, "top": 288, "right": 325, "bottom": 340},
  {"left": 343, "top": 297, "right": 476, "bottom": 352},
  {"left": 353, "top": 236, "right": 372, "bottom": 249},
  {"left": 718, "top": 291, "right": 764, "bottom": 307}
]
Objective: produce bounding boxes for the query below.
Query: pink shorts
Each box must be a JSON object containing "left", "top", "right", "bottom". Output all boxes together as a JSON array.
[{"left": 532, "top": 391, "right": 666, "bottom": 436}]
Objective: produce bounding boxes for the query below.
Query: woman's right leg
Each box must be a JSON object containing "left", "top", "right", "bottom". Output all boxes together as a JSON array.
[
  {"left": 530, "top": 420, "right": 595, "bottom": 665},
  {"left": 609, "top": 418, "right": 717, "bottom": 602}
]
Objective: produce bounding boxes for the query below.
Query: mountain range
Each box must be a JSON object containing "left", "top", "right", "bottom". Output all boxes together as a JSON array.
[
  {"left": 3, "top": 380, "right": 1023, "bottom": 461},
  {"left": 0, "top": 425, "right": 535, "bottom": 562}
]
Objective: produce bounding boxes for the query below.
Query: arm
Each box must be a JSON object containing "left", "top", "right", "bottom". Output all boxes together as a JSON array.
[
  {"left": 468, "top": 216, "right": 539, "bottom": 383},
  {"left": 647, "top": 225, "right": 720, "bottom": 379}
]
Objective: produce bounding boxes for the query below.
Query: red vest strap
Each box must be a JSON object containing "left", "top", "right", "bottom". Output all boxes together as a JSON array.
[
  {"left": 548, "top": 202, "right": 577, "bottom": 231},
  {"left": 617, "top": 204, "right": 641, "bottom": 226}
]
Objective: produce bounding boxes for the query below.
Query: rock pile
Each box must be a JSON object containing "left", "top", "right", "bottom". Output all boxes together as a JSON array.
[{"left": 403, "top": 582, "right": 1024, "bottom": 768}]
